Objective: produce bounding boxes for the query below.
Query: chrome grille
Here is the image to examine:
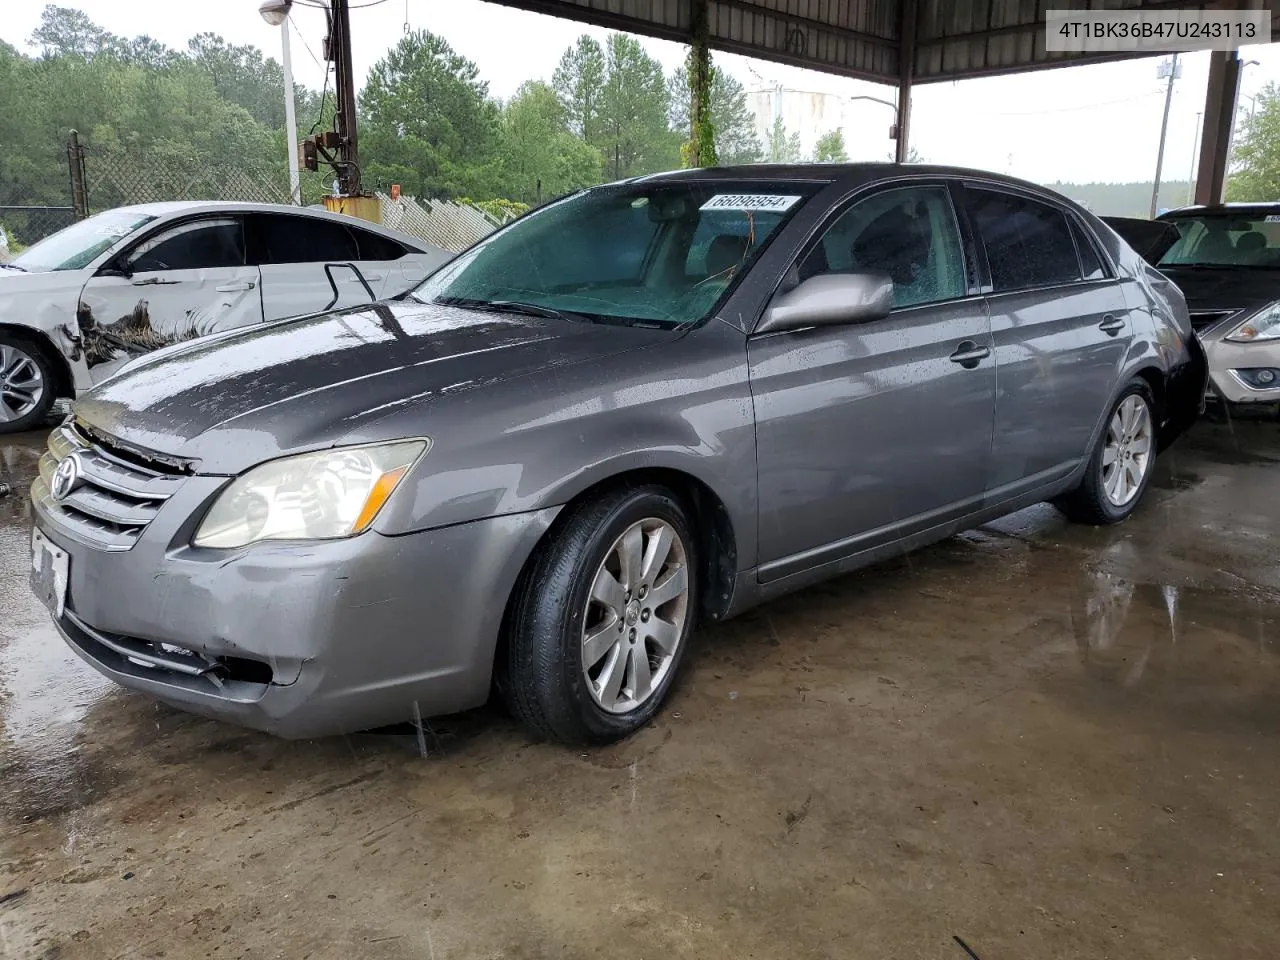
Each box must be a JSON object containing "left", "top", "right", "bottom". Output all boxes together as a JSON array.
[{"left": 33, "top": 423, "right": 186, "bottom": 551}]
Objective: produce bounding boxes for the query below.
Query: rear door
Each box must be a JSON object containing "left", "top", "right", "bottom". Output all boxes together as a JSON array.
[
  {"left": 247, "top": 212, "right": 377, "bottom": 319},
  {"left": 344, "top": 224, "right": 429, "bottom": 298},
  {"left": 78, "top": 215, "right": 262, "bottom": 383},
  {"left": 962, "top": 186, "right": 1133, "bottom": 495}
]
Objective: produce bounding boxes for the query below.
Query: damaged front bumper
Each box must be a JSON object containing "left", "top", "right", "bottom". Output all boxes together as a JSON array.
[{"left": 31, "top": 467, "right": 558, "bottom": 738}]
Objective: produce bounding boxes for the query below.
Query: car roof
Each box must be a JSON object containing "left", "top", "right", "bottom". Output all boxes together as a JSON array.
[
  {"left": 632, "top": 162, "right": 1057, "bottom": 194},
  {"left": 1159, "top": 202, "right": 1280, "bottom": 218},
  {"left": 109, "top": 200, "right": 436, "bottom": 252}
]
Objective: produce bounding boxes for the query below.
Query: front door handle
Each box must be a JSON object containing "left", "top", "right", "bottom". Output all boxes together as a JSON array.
[
  {"left": 215, "top": 281, "right": 256, "bottom": 292},
  {"left": 1098, "top": 315, "right": 1127, "bottom": 336},
  {"left": 131, "top": 277, "right": 180, "bottom": 286},
  {"left": 949, "top": 340, "right": 991, "bottom": 369}
]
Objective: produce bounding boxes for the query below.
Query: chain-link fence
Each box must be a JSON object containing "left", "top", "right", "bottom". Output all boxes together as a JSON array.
[
  {"left": 0, "top": 205, "right": 78, "bottom": 255},
  {"left": 82, "top": 145, "right": 296, "bottom": 212}
]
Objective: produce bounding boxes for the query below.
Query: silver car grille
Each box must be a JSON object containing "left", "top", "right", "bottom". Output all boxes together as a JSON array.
[{"left": 33, "top": 422, "right": 188, "bottom": 551}]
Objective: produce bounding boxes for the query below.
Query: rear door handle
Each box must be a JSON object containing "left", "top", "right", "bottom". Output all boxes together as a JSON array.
[
  {"left": 1098, "top": 315, "right": 1127, "bottom": 336},
  {"left": 949, "top": 340, "right": 991, "bottom": 369},
  {"left": 215, "top": 281, "right": 256, "bottom": 292}
]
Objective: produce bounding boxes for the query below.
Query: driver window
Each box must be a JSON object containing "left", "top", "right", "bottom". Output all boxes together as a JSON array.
[
  {"left": 127, "top": 218, "right": 245, "bottom": 272},
  {"left": 797, "top": 185, "right": 966, "bottom": 309}
]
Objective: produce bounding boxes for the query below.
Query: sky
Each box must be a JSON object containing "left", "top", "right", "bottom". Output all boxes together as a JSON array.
[{"left": 3, "top": 0, "right": 1279, "bottom": 186}]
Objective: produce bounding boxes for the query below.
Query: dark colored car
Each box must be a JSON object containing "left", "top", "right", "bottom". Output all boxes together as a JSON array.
[{"left": 30, "top": 165, "right": 1203, "bottom": 744}]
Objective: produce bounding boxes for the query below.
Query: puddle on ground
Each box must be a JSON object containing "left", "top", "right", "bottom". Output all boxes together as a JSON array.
[{"left": 0, "top": 431, "right": 117, "bottom": 824}]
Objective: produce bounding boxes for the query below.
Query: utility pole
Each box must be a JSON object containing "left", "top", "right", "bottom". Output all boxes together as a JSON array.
[
  {"left": 1150, "top": 53, "right": 1181, "bottom": 219},
  {"left": 330, "top": 0, "right": 360, "bottom": 196},
  {"left": 1187, "top": 111, "right": 1202, "bottom": 206},
  {"left": 280, "top": 19, "right": 300, "bottom": 204}
]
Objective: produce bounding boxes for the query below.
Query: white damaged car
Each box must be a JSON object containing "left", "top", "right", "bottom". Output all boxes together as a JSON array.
[{"left": 0, "top": 201, "right": 450, "bottom": 433}]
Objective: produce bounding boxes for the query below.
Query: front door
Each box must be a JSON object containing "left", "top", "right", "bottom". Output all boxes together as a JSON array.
[
  {"left": 749, "top": 183, "right": 996, "bottom": 580},
  {"left": 78, "top": 216, "right": 262, "bottom": 383}
]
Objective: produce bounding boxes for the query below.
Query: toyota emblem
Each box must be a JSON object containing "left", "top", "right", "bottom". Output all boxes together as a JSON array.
[{"left": 51, "top": 453, "right": 83, "bottom": 502}]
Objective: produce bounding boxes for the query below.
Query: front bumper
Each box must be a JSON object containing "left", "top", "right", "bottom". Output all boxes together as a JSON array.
[
  {"left": 1202, "top": 335, "right": 1280, "bottom": 405},
  {"left": 32, "top": 489, "right": 558, "bottom": 738}
]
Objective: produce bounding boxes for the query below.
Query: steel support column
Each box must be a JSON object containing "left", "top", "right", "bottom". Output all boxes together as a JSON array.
[
  {"left": 895, "top": 0, "right": 918, "bottom": 163},
  {"left": 1194, "top": 50, "right": 1242, "bottom": 206}
]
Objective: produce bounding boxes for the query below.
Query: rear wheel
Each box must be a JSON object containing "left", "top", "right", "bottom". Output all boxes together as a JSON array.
[
  {"left": 1056, "top": 379, "right": 1156, "bottom": 525},
  {"left": 502, "top": 485, "right": 697, "bottom": 744},
  {"left": 0, "top": 335, "right": 56, "bottom": 434}
]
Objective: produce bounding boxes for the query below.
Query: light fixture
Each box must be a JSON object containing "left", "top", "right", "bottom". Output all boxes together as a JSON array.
[{"left": 259, "top": 0, "right": 293, "bottom": 27}]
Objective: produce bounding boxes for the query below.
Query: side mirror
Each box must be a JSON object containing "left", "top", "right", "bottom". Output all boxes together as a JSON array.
[
  {"left": 756, "top": 272, "right": 894, "bottom": 335},
  {"left": 96, "top": 262, "right": 132, "bottom": 279}
]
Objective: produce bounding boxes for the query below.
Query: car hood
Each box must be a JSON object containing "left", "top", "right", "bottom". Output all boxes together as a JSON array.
[
  {"left": 74, "top": 299, "right": 673, "bottom": 473},
  {"left": 1155, "top": 266, "right": 1280, "bottom": 333},
  {"left": 0, "top": 267, "right": 74, "bottom": 291}
]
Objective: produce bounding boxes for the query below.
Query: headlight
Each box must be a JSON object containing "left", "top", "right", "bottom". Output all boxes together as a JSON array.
[
  {"left": 1227, "top": 303, "right": 1280, "bottom": 343},
  {"left": 193, "top": 440, "right": 428, "bottom": 549}
]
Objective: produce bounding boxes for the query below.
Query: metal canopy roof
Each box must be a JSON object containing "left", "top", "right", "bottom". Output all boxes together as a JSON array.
[{"left": 493, "top": 0, "right": 1275, "bottom": 84}]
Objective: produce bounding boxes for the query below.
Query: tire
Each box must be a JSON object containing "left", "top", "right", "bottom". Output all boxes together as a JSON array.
[
  {"left": 0, "top": 333, "right": 57, "bottom": 435},
  {"left": 1056, "top": 379, "right": 1157, "bottom": 525},
  {"left": 502, "top": 484, "right": 698, "bottom": 745}
]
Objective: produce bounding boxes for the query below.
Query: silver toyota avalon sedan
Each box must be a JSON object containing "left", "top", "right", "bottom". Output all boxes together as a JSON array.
[{"left": 29, "top": 165, "right": 1206, "bottom": 744}]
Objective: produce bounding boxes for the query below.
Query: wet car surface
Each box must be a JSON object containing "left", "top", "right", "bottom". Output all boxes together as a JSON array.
[{"left": 2, "top": 418, "right": 1279, "bottom": 958}]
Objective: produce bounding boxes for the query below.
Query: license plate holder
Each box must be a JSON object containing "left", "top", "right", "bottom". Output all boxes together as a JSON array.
[{"left": 30, "top": 527, "right": 70, "bottom": 620}]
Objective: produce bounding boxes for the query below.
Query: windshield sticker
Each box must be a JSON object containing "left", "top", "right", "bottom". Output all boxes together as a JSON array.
[
  {"left": 700, "top": 194, "right": 802, "bottom": 212},
  {"left": 1265, "top": 215, "right": 1280, "bottom": 223}
]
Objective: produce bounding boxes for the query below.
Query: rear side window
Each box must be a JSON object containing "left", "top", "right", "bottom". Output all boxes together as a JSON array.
[
  {"left": 127, "top": 218, "right": 245, "bottom": 272},
  {"left": 969, "top": 190, "right": 1082, "bottom": 292},
  {"left": 248, "top": 213, "right": 358, "bottom": 264},
  {"left": 1072, "top": 221, "right": 1107, "bottom": 280},
  {"left": 353, "top": 228, "right": 407, "bottom": 261}
]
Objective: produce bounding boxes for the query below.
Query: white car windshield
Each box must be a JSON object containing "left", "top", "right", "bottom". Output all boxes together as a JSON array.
[
  {"left": 412, "top": 181, "right": 818, "bottom": 328},
  {"left": 11, "top": 210, "right": 156, "bottom": 272}
]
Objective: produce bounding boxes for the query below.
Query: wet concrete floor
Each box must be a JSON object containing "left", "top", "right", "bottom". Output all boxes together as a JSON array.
[{"left": 2, "top": 419, "right": 1279, "bottom": 959}]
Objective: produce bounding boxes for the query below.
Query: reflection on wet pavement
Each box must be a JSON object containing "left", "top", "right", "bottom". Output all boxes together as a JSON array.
[{"left": 2, "top": 419, "right": 1279, "bottom": 959}]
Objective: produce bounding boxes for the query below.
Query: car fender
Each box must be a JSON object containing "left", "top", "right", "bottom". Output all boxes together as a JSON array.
[
  {"left": 0, "top": 268, "right": 93, "bottom": 392},
  {"left": 363, "top": 324, "right": 760, "bottom": 570}
]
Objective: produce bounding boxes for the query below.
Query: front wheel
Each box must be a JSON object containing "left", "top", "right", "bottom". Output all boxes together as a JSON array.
[
  {"left": 502, "top": 485, "right": 698, "bottom": 744},
  {"left": 1056, "top": 379, "right": 1157, "bottom": 525},
  {"left": 0, "top": 335, "right": 56, "bottom": 434}
]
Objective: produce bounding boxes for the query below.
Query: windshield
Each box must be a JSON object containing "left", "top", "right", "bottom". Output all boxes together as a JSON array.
[
  {"left": 1158, "top": 214, "right": 1280, "bottom": 268},
  {"left": 12, "top": 210, "right": 155, "bottom": 272},
  {"left": 411, "top": 181, "right": 819, "bottom": 327}
]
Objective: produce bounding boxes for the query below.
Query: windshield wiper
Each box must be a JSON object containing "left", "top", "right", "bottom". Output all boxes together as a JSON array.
[
  {"left": 436, "top": 295, "right": 586, "bottom": 322},
  {"left": 0, "top": 262, "right": 28, "bottom": 272}
]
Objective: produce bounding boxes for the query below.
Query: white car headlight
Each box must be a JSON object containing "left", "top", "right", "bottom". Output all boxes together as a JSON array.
[
  {"left": 193, "top": 440, "right": 428, "bottom": 549},
  {"left": 1227, "top": 302, "right": 1280, "bottom": 343}
]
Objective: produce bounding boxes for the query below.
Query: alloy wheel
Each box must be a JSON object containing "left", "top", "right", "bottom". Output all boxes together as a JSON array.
[
  {"left": 0, "top": 343, "right": 45, "bottom": 424},
  {"left": 1102, "top": 394, "right": 1152, "bottom": 507},
  {"left": 581, "top": 517, "right": 690, "bottom": 714}
]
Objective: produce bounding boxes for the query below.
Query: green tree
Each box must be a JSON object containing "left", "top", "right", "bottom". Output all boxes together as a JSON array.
[
  {"left": 812, "top": 129, "right": 848, "bottom": 163},
  {"left": 555, "top": 33, "right": 680, "bottom": 180},
  {"left": 359, "top": 29, "right": 501, "bottom": 198},
  {"left": 495, "top": 81, "right": 601, "bottom": 204},
  {"left": 187, "top": 33, "right": 289, "bottom": 129},
  {"left": 30, "top": 5, "right": 122, "bottom": 58},
  {"left": 669, "top": 65, "right": 762, "bottom": 165},
  {"left": 766, "top": 117, "right": 803, "bottom": 163},
  {"left": 598, "top": 34, "right": 680, "bottom": 178},
  {"left": 1228, "top": 84, "right": 1280, "bottom": 201},
  {"left": 552, "top": 35, "right": 605, "bottom": 142}
]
